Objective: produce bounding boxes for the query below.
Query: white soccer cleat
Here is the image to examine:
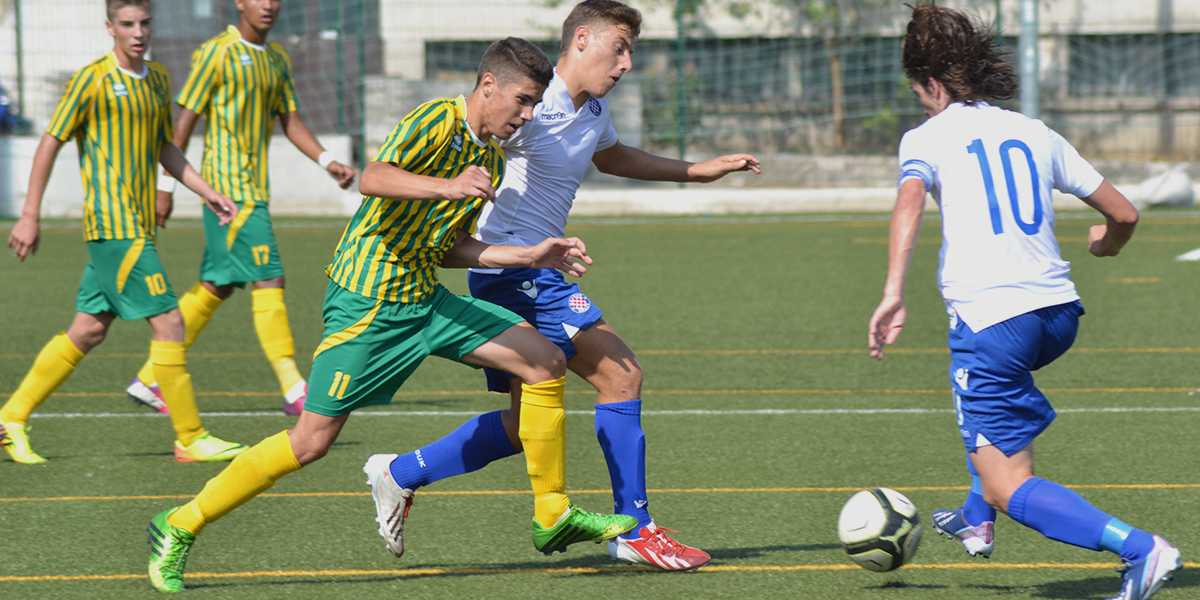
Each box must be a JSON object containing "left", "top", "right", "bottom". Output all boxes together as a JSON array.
[
  {"left": 933, "top": 508, "right": 995, "bottom": 558},
  {"left": 126, "top": 377, "right": 170, "bottom": 414},
  {"left": 363, "top": 453, "right": 414, "bottom": 558},
  {"left": 1107, "top": 535, "right": 1183, "bottom": 600},
  {"left": 608, "top": 521, "right": 711, "bottom": 571},
  {"left": 283, "top": 380, "right": 307, "bottom": 416}
]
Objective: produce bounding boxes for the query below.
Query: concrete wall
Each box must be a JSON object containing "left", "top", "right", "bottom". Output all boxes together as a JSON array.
[{"left": 0, "top": 133, "right": 359, "bottom": 219}]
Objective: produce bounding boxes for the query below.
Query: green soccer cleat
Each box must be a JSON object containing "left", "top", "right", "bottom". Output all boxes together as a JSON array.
[
  {"left": 531, "top": 504, "right": 638, "bottom": 555},
  {"left": 174, "top": 433, "right": 248, "bottom": 463},
  {"left": 147, "top": 508, "right": 196, "bottom": 593},
  {"left": 0, "top": 422, "right": 47, "bottom": 464}
]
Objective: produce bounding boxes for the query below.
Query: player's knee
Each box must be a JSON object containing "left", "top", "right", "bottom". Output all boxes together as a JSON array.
[
  {"left": 291, "top": 437, "right": 332, "bottom": 466},
  {"left": 529, "top": 342, "right": 567, "bottom": 380},
  {"left": 72, "top": 323, "right": 108, "bottom": 351}
]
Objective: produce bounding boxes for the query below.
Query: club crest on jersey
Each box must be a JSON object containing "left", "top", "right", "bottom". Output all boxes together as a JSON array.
[
  {"left": 587, "top": 98, "right": 602, "bottom": 116},
  {"left": 451, "top": 134, "right": 464, "bottom": 151},
  {"left": 568, "top": 293, "right": 591, "bottom": 314},
  {"left": 239, "top": 53, "right": 253, "bottom": 66},
  {"left": 112, "top": 82, "right": 128, "bottom": 97}
]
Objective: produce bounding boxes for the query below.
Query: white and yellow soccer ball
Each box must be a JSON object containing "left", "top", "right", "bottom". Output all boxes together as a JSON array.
[{"left": 837, "top": 488, "right": 923, "bottom": 572}]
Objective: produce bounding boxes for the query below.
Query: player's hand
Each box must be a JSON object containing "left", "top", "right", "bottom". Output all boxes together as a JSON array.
[
  {"left": 1087, "top": 224, "right": 1120, "bottom": 257},
  {"left": 443, "top": 165, "right": 495, "bottom": 201},
  {"left": 328, "top": 161, "right": 356, "bottom": 190},
  {"left": 7, "top": 215, "right": 40, "bottom": 262},
  {"left": 202, "top": 192, "right": 239, "bottom": 226},
  {"left": 156, "top": 190, "right": 175, "bottom": 228},
  {"left": 688, "top": 153, "right": 761, "bottom": 183},
  {"left": 868, "top": 295, "right": 906, "bottom": 360},
  {"left": 528, "top": 236, "right": 592, "bottom": 277}
]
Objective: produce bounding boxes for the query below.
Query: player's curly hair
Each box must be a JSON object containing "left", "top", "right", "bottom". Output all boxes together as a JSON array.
[
  {"left": 902, "top": 1, "right": 1017, "bottom": 105},
  {"left": 107, "top": 0, "right": 152, "bottom": 20},
  {"left": 559, "top": 0, "right": 642, "bottom": 56},
  {"left": 476, "top": 37, "right": 554, "bottom": 90}
]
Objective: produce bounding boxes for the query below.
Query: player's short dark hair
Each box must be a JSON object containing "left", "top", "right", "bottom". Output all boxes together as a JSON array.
[
  {"left": 559, "top": 0, "right": 642, "bottom": 56},
  {"left": 475, "top": 37, "right": 554, "bottom": 90},
  {"left": 107, "top": 0, "right": 152, "bottom": 21},
  {"left": 902, "top": 1, "right": 1017, "bottom": 105}
]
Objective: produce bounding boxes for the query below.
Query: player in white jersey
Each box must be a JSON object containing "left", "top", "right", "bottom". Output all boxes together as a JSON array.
[
  {"left": 382, "top": 1, "right": 758, "bottom": 571},
  {"left": 868, "top": 5, "right": 1179, "bottom": 600}
]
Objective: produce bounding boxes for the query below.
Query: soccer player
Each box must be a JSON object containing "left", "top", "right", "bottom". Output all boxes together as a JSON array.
[
  {"left": 125, "top": 0, "right": 356, "bottom": 417},
  {"left": 146, "top": 38, "right": 637, "bottom": 593},
  {"left": 377, "top": 0, "right": 758, "bottom": 571},
  {"left": 2, "top": 0, "right": 247, "bottom": 464},
  {"left": 868, "top": 4, "right": 1181, "bottom": 600}
]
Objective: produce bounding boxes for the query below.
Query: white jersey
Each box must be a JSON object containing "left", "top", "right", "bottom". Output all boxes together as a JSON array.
[
  {"left": 474, "top": 71, "right": 618, "bottom": 252},
  {"left": 898, "top": 102, "right": 1104, "bottom": 332}
]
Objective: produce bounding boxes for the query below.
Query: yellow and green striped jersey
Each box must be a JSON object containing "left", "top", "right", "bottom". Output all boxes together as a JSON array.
[
  {"left": 47, "top": 53, "right": 173, "bottom": 242},
  {"left": 177, "top": 25, "right": 298, "bottom": 205},
  {"left": 327, "top": 96, "right": 505, "bottom": 303}
]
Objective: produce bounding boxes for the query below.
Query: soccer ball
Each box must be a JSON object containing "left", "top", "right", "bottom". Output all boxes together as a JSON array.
[{"left": 837, "top": 488, "right": 923, "bottom": 572}]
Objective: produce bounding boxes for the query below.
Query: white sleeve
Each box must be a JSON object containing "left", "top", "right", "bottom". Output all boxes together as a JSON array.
[
  {"left": 595, "top": 105, "right": 619, "bottom": 152},
  {"left": 1048, "top": 128, "right": 1104, "bottom": 198},
  {"left": 897, "top": 129, "right": 934, "bottom": 190}
]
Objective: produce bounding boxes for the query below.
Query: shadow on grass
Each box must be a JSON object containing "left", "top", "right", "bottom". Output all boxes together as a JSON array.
[
  {"left": 707, "top": 543, "right": 842, "bottom": 560},
  {"left": 963, "top": 565, "right": 1196, "bottom": 599}
]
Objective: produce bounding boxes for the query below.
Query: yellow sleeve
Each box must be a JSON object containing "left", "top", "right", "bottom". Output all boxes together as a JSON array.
[
  {"left": 177, "top": 39, "right": 223, "bottom": 113},
  {"left": 375, "top": 100, "right": 455, "bottom": 172},
  {"left": 270, "top": 42, "right": 300, "bottom": 115},
  {"left": 46, "top": 65, "right": 97, "bottom": 141}
]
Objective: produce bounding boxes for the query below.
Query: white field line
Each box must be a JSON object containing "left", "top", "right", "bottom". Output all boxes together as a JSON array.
[{"left": 26, "top": 406, "right": 1200, "bottom": 419}]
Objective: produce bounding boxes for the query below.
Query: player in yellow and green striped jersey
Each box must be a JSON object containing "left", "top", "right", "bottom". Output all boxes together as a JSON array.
[
  {"left": 127, "top": 0, "right": 356, "bottom": 417},
  {"left": 146, "top": 38, "right": 635, "bottom": 593},
  {"left": 3, "top": 0, "right": 247, "bottom": 465}
]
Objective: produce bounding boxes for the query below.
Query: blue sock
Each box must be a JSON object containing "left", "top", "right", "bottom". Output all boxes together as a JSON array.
[
  {"left": 1007, "top": 477, "right": 1151, "bottom": 558},
  {"left": 963, "top": 455, "right": 996, "bottom": 526},
  {"left": 388, "top": 411, "right": 518, "bottom": 491},
  {"left": 595, "top": 399, "right": 650, "bottom": 538}
]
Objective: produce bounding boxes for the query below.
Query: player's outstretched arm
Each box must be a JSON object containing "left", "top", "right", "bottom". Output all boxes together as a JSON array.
[
  {"left": 155, "top": 107, "right": 202, "bottom": 227},
  {"left": 441, "top": 230, "right": 592, "bottom": 277},
  {"left": 361, "top": 162, "right": 495, "bottom": 202},
  {"left": 278, "top": 111, "right": 356, "bottom": 189},
  {"left": 1080, "top": 181, "right": 1138, "bottom": 257},
  {"left": 869, "top": 178, "right": 927, "bottom": 360},
  {"left": 8, "top": 133, "right": 66, "bottom": 261},
  {"left": 159, "top": 143, "right": 238, "bottom": 226},
  {"left": 591, "top": 141, "right": 760, "bottom": 183}
]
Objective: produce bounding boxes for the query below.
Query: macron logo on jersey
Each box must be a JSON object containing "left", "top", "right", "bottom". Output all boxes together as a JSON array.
[
  {"left": 519, "top": 280, "right": 538, "bottom": 299},
  {"left": 541, "top": 111, "right": 570, "bottom": 122},
  {"left": 112, "top": 82, "right": 128, "bottom": 97},
  {"left": 954, "top": 368, "right": 970, "bottom": 391},
  {"left": 239, "top": 53, "right": 253, "bottom": 66}
]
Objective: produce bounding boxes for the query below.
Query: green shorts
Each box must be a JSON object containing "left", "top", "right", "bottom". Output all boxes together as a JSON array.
[
  {"left": 200, "top": 198, "right": 284, "bottom": 287},
  {"left": 305, "top": 282, "right": 525, "bottom": 416},
  {"left": 76, "top": 238, "right": 178, "bottom": 321}
]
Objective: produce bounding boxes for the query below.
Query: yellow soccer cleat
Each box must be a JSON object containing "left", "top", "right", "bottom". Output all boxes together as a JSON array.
[
  {"left": 174, "top": 433, "right": 248, "bottom": 463},
  {"left": 0, "top": 422, "right": 48, "bottom": 464}
]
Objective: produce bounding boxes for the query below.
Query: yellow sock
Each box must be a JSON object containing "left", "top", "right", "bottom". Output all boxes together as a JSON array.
[
  {"left": 270, "top": 358, "right": 304, "bottom": 397},
  {"left": 252, "top": 288, "right": 302, "bottom": 395},
  {"left": 167, "top": 430, "right": 301, "bottom": 535},
  {"left": 151, "top": 340, "right": 206, "bottom": 446},
  {"left": 519, "top": 376, "right": 569, "bottom": 528},
  {"left": 1, "top": 333, "right": 85, "bottom": 424},
  {"left": 137, "top": 283, "right": 223, "bottom": 385}
]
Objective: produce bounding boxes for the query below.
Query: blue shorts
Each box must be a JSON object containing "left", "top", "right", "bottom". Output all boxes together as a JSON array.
[
  {"left": 468, "top": 268, "right": 604, "bottom": 392},
  {"left": 949, "top": 300, "right": 1084, "bottom": 456}
]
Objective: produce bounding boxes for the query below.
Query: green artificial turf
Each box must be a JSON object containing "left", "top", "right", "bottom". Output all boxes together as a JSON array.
[{"left": 1, "top": 212, "right": 1197, "bottom": 599}]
